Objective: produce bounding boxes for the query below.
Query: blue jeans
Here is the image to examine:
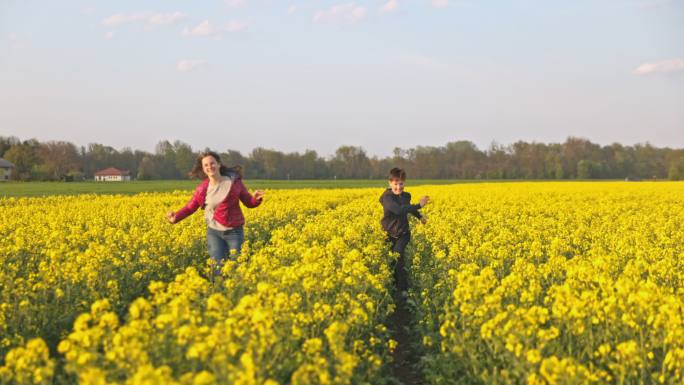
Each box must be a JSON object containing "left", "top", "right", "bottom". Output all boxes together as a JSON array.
[{"left": 206, "top": 226, "right": 244, "bottom": 276}]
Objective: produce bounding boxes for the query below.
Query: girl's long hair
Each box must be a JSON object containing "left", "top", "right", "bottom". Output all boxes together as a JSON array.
[{"left": 189, "top": 151, "right": 243, "bottom": 179}]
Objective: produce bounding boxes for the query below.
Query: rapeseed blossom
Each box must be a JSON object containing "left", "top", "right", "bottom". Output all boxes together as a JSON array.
[
  {"left": 1, "top": 182, "right": 682, "bottom": 384},
  {"left": 412, "top": 182, "right": 684, "bottom": 385}
]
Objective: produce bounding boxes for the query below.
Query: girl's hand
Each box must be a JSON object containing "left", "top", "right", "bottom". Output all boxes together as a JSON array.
[
  {"left": 254, "top": 190, "right": 265, "bottom": 201},
  {"left": 165, "top": 211, "right": 177, "bottom": 224}
]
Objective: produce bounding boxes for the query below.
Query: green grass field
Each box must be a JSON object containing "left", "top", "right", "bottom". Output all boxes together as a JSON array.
[{"left": 0, "top": 179, "right": 475, "bottom": 197}]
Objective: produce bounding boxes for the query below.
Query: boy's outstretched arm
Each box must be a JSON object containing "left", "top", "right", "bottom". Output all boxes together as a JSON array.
[{"left": 411, "top": 196, "right": 429, "bottom": 220}]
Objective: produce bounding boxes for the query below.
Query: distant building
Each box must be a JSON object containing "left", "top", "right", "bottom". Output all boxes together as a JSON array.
[
  {"left": 94, "top": 167, "right": 131, "bottom": 181},
  {"left": 0, "top": 158, "right": 14, "bottom": 181}
]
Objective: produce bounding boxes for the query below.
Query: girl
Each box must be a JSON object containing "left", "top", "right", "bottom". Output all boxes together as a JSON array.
[{"left": 166, "top": 151, "right": 264, "bottom": 275}]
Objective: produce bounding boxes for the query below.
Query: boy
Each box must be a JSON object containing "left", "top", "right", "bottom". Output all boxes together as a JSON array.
[{"left": 379, "top": 168, "right": 429, "bottom": 292}]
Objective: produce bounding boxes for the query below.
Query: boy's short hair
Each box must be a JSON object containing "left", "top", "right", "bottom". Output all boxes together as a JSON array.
[{"left": 388, "top": 167, "right": 406, "bottom": 181}]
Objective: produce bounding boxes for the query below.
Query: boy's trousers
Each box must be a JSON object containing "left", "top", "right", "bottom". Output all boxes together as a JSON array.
[{"left": 388, "top": 232, "right": 410, "bottom": 291}]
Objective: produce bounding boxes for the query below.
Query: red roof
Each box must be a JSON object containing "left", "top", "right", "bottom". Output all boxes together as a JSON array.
[{"left": 95, "top": 167, "right": 131, "bottom": 176}]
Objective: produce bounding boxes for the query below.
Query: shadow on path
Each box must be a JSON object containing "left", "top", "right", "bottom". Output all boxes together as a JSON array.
[{"left": 388, "top": 289, "right": 423, "bottom": 385}]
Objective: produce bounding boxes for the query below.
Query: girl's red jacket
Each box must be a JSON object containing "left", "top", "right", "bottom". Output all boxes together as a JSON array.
[{"left": 173, "top": 177, "right": 261, "bottom": 228}]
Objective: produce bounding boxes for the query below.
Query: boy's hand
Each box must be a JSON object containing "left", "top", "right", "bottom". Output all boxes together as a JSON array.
[
  {"left": 419, "top": 196, "right": 430, "bottom": 207},
  {"left": 165, "top": 211, "right": 177, "bottom": 224},
  {"left": 420, "top": 215, "right": 428, "bottom": 225},
  {"left": 254, "top": 190, "right": 265, "bottom": 201}
]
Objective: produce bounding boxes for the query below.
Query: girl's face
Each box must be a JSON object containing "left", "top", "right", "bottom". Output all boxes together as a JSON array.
[
  {"left": 202, "top": 155, "right": 220, "bottom": 178},
  {"left": 389, "top": 178, "right": 404, "bottom": 195}
]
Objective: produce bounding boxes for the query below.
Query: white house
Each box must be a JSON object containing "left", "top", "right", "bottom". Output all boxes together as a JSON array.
[
  {"left": 94, "top": 167, "right": 131, "bottom": 181},
  {"left": 0, "top": 158, "right": 14, "bottom": 181}
]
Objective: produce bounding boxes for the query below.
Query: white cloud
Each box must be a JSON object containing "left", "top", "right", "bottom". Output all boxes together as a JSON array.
[
  {"left": 288, "top": 4, "right": 298, "bottom": 14},
  {"left": 148, "top": 12, "right": 186, "bottom": 26},
  {"left": 7, "top": 33, "right": 28, "bottom": 49},
  {"left": 105, "top": 31, "right": 115, "bottom": 39},
  {"left": 227, "top": 0, "right": 248, "bottom": 7},
  {"left": 432, "top": 0, "right": 449, "bottom": 8},
  {"left": 381, "top": 0, "right": 398, "bottom": 13},
  {"left": 637, "top": 0, "right": 674, "bottom": 10},
  {"left": 633, "top": 59, "right": 684, "bottom": 75},
  {"left": 182, "top": 21, "right": 213, "bottom": 37},
  {"left": 177, "top": 59, "right": 207, "bottom": 72},
  {"left": 181, "top": 20, "right": 249, "bottom": 37},
  {"left": 101, "top": 12, "right": 186, "bottom": 28},
  {"left": 81, "top": 6, "right": 96, "bottom": 15},
  {"left": 313, "top": 3, "right": 367, "bottom": 24},
  {"left": 102, "top": 12, "right": 146, "bottom": 27}
]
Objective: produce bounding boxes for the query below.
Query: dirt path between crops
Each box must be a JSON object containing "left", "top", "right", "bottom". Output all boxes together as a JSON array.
[{"left": 389, "top": 289, "right": 423, "bottom": 385}]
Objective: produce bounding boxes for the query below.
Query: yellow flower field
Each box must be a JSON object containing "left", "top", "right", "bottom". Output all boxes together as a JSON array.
[
  {"left": 1, "top": 182, "right": 682, "bottom": 385},
  {"left": 410, "top": 182, "right": 684, "bottom": 385}
]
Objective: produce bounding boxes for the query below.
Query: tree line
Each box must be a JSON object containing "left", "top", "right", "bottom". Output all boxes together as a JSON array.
[{"left": 1, "top": 136, "right": 683, "bottom": 181}]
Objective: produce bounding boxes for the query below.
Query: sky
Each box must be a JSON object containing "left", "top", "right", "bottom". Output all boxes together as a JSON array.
[{"left": 1, "top": 0, "right": 683, "bottom": 157}]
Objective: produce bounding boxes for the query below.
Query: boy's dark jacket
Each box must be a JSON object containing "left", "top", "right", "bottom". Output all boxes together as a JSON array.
[{"left": 379, "top": 188, "right": 422, "bottom": 238}]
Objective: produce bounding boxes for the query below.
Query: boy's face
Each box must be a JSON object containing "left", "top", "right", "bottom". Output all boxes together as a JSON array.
[{"left": 389, "top": 178, "right": 404, "bottom": 195}]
